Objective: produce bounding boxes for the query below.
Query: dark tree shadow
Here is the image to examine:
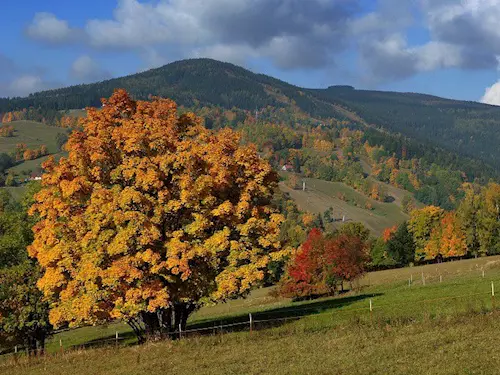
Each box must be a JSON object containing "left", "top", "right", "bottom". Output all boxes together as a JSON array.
[
  {"left": 384, "top": 196, "right": 395, "bottom": 203},
  {"left": 71, "top": 292, "right": 383, "bottom": 348},
  {"left": 186, "top": 292, "right": 383, "bottom": 334},
  {"left": 74, "top": 330, "right": 138, "bottom": 350}
]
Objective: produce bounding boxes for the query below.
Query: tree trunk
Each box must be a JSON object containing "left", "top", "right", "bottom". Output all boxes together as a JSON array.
[{"left": 130, "top": 303, "right": 197, "bottom": 343}]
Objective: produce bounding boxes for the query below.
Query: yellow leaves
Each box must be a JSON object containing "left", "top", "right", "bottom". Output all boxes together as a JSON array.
[
  {"left": 29, "top": 89, "right": 285, "bottom": 328},
  {"left": 302, "top": 213, "right": 314, "bottom": 227},
  {"left": 212, "top": 200, "right": 234, "bottom": 217},
  {"left": 204, "top": 227, "right": 231, "bottom": 254},
  {"left": 185, "top": 213, "right": 211, "bottom": 236}
]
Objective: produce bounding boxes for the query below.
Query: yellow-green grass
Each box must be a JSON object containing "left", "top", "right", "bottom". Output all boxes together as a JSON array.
[
  {"left": 7, "top": 153, "right": 65, "bottom": 177},
  {"left": 7, "top": 312, "right": 500, "bottom": 375},
  {"left": 63, "top": 109, "right": 87, "bottom": 119},
  {"left": 279, "top": 176, "right": 409, "bottom": 235},
  {"left": 5, "top": 257, "right": 500, "bottom": 374},
  {"left": 4, "top": 256, "right": 500, "bottom": 373},
  {"left": 2, "top": 186, "right": 27, "bottom": 201},
  {"left": 0, "top": 121, "right": 65, "bottom": 155}
]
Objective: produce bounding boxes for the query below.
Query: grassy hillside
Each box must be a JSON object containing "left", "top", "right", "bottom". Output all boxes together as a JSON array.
[
  {"left": 313, "top": 86, "right": 500, "bottom": 167},
  {"left": 279, "top": 177, "right": 409, "bottom": 236},
  {"left": 2, "top": 58, "right": 500, "bottom": 171},
  {"left": 4, "top": 256, "right": 500, "bottom": 374},
  {"left": 0, "top": 121, "right": 63, "bottom": 154},
  {"left": 0, "top": 121, "right": 66, "bottom": 181}
]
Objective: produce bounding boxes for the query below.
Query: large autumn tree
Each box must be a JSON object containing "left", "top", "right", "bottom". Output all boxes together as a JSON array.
[{"left": 29, "top": 90, "right": 287, "bottom": 341}]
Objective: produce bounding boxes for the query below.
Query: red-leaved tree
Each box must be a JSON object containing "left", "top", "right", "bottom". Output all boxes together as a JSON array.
[{"left": 280, "top": 228, "right": 368, "bottom": 299}]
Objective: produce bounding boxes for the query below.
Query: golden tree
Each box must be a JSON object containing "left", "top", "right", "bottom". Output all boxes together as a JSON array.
[
  {"left": 29, "top": 90, "right": 286, "bottom": 341},
  {"left": 408, "top": 205, "right": 444, "bottom": 261}
]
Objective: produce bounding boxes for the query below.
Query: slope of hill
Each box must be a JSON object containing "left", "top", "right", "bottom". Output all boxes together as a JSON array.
[
  {"left": 2, "top": 59, "right": 500, "bottom": 170},
  {"left": 0, "top": 121, "right": 66, "bottom": 181},
  {"left": 2, "top": 58, "right": 500, "bottom": 172},
  {"left": 312, "top": 86, "right": 500, "bottom": 167},
  {"left": 0, "top": 121, "right": 63, "bottom": 154},
  {"left": 279, "top": 177, "right": 409, "bottom": 236}
]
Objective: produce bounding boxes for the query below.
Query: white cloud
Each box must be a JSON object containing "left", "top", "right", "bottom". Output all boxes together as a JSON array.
[
  {"left": 85, "top": 0, "right": 205, "bottom": 48},
  {"left": 422, "top": 0, "right": 500, "bottom": 69},
  {"left": 7, "top": 75, "right": 45, "bottom": 97},
  {"left": 70, "top": 56, "right": 110, "bottom": 82},
  {"left": 412, "top": 42, "right": 463, "bottom": 72},
  {"left": 191, "top": 44, "right": 257, "bottom": 67},
  {"left": 83, "top": 0, "right": 355, "bottom": 69},
  {"left": 481, "top": 80, "right": 500, "bottom": 105},
  {"left": 21, "top": 0, "right": 500, "bottom": 86},
  {"left": 26, "top": 12, "right": 78, "bottom": 44},
  {"left": 141, "top": 48, "right": 170, "bottom": 70}
]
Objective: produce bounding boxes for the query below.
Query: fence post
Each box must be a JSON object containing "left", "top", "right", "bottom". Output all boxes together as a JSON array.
[
  {"left": 115, "top": 331, "right": 118, "bottom": 347},
  {"left": 369, "top": 299, "right": 373, "bottom": 324},
  {"left": 179, "top": 323, "right": 182, "bottom": 340},
  {"left": 492, "top": 281, "right": 495, "bottom": 310},
  {"left": 440, "top": 275, "right": 442, "bottom": 283},
  {"left": 14, "top": 345, "right": 17, "bottom": 354},
  {"left": 249, "top": 313, "right": 253, "bottom": 334},
  {"left": 59, "top": 338, "right": 63, "bottom": 353},
  {"left": 410, "top": 274, "right": 413, "bottom": 284},
  {"left": 482, "top": 269, "right": 485, "bottom": 278}
]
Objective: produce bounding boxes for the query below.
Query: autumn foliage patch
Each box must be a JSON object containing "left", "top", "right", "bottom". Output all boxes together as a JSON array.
[
  {"left": 28, "top": 89, "right": 290, "bottom": 342},
  {"left": 280, "top": 228, "right": 368, "bottom": 299}
]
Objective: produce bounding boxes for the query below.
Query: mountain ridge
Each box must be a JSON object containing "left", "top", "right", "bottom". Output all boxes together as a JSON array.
[{"left": 1, "top": 58, "right": 500, "bottom": 170}]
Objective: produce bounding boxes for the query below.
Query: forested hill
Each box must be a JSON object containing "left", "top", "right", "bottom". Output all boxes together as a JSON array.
[{"left": 2, "top": 58, "right": 500, "bottom": 169}]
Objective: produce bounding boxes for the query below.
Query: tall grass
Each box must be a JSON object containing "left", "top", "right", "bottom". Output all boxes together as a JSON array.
[{"left": 4, "top": 256, "right": 500, "bottom": 374}]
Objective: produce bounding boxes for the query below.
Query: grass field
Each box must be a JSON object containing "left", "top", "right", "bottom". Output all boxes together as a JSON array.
[
  {"left": 2, "top": 186, "right": 28, "bottom": 201},
  {"left": 0, "top": 120, "right": 67, "bottom": 181},
  {"left": 0, "top": 121, "right": 65, "bottom": 155},
  {"left": 279, "top": 176, "right": 409, "bottom": 235},
  {"left": 4, "top": 256, "right": 500, "bottom": 374}
]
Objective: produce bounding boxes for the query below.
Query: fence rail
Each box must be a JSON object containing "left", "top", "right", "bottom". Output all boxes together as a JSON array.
[{"left": 1, "top": 276, "right": 498, "bottom": 363}]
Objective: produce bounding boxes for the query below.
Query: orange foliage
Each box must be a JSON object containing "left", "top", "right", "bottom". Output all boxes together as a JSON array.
[
  {"left": 313, "top": 139, "right": 333, "bottom": 153},
  {"left": 1, "top": 112, "right": 13, "bottom": 123},
  {"left": 302, "top": 213, "right": 315, "bottom": 227},
  {"left": 382, "top": 225, "right": 397, "bottom": 243},
  {"left": 28, "top": 89, "right": 288, "bottom": 330},
  {"left": 59, "top": 116, "right": 80, "bottom": 128},
  {"left": 0, "top": 125, "right": 14, "bottom": 137},
  {"left": 439, "top": 212, "right": 467, "bottom": 258}
]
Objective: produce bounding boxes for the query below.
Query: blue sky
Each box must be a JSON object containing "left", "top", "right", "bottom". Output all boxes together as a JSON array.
[{"left": 2, "top": 0, "right": 500, "bottom": 104}]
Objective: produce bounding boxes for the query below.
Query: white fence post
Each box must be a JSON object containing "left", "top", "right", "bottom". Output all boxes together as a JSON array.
[
  {"left": 369, "top": 299, "right": 373, "bottom": 324},
  {"left": 249, "top": 313, "right": 253, "bottom": 333},
  {"left": 492, "top": 281, "right": 495, "bottom": 310},
  {"left": 179, "top": 323, "right": 182, "bottom": 339}
]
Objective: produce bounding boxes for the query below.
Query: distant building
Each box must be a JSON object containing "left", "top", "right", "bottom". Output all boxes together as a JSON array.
[
  {"left": 28, "top": 173, "right": 42, "bottom": 181},
  {"left": 281, "top": 164, "right": 294, "bottom": 172}
]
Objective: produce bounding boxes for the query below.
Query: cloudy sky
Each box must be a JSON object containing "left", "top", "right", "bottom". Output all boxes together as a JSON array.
[{"left": 2, "top": 0, "right": 500, "bottom": 104}]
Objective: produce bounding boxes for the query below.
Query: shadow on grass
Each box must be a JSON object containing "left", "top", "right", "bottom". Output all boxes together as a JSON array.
[
  {"left": 79, "top": 331, "right": 138, "bottom": 350},
  {"left": 187, "top": 292, "right": 383, "bottom": 334},
  {"left": 73, "top": 292, "right": 383, "bottom": 348}
]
